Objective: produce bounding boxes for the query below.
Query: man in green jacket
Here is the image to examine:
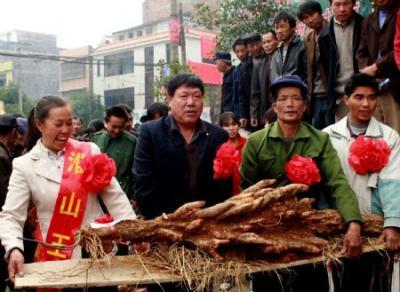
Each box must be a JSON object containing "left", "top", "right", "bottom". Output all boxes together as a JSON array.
[
  {"left": 240, "top": 75, "right": 363, "bottom": 291},
  {"left": 240, "top": 75, "right": 363, "bottom": 258},
  {"left": 92, "top": 105, "right": 137, "bottom": 199}
]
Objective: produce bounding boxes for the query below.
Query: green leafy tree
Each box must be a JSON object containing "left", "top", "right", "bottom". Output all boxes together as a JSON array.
[
  {"left": 0, "top": 83, "right": 35, "bottom": 116},
  {"left": 194, "top": 0, "right": 372, "bottom": 51},
  {"left": 69, "top": 92, "right": 104, "bottom": 127},
  {"left": 154, "top": 60, "right": 191, "bottom": 103},
  {"left": 194, "top": 0, "right": 295, "bottom": 51}
]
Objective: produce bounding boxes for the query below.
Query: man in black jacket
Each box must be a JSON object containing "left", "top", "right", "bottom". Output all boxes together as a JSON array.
[
  {"left": 232, "top": 38, "right": 249, "bottom": 119},
  {"left": 318, "top": 0, "right": 363, "bottom": 122},
  {"left": 133, "top": 74, "right": 230, "bottom": 219},
  {"left": 239, "top": 32, "right": 265, "bottom": 130},
  {"left": 215, "top": 52, "right": 235, "bottom": 114},
  {"left": 0, "top": 114, "right": 17, "bottom": 292},
  {"left": 250, "top": 31, "right": 278, "bottom": 127}
]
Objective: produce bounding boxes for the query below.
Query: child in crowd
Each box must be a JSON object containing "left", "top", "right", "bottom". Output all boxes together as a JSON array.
[
  {"left": 214, "top": 112, "right": 247, "bottom": 195},
  {"left": 262, "top": 108, "right": 277, "bottom": 128}
]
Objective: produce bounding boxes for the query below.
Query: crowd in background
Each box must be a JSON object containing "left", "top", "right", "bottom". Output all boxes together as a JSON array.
[{"left": 216, "top": 0, "right": 400, "bottom": 133}]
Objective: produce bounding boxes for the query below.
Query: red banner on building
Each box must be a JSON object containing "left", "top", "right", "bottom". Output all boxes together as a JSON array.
[
  {"left": 201, "top": 37, "right": 216, "bottom": 60},
  {"left": 169, "top": 18, "right": 180, "bottom": 45},
  {"left": 188, "top": 60, "right": 222, "bottom": 85}
]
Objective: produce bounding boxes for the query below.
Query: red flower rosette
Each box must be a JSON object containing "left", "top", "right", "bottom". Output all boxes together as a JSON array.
[
  {"left": 285, "top": 155, "right": 321, "bottom": 186},
  {"left": 348, "top": 135, "right": 391, "bottom": 175},
  {"left": 213, "top": 142, "right": 241, "bottom": 180},
  {"left": 80, "top": 153, "right": 117, "bottom": 194},
  {"left": 95, "top": 214, "right": 114, "bottom": 224}
]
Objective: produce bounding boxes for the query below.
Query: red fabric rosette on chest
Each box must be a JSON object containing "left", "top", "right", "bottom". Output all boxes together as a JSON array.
[{"left": 348, "top": 135, "right": 391, "bottom": 175}]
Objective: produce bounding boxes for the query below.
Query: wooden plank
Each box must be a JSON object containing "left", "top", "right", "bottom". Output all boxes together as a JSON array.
[
  {"left": 15, "top": 244, "right": 386, "bottom": 289},
  {"left": 15, "top": 255, "right": 182, "bottom": 289}
]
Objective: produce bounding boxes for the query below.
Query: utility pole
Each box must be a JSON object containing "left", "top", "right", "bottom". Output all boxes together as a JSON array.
[
  {"left": 169, "top": 0, "right": 179, "bottom": 62},
  {"left": 178, "top": 2, "right": 187, "bottom": 65},
  {"left": 16, "top": 47, "right": 23, "bottom": 114},
  {"left": 88, "top": 46, "right": 94, "bottom": 121}
]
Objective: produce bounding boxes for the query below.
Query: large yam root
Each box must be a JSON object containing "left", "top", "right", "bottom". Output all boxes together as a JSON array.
[{"left": 80, "top": 180, "right": 384, "bottom": 262}]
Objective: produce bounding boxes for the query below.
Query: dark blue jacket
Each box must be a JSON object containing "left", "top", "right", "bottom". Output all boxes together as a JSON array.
[
  {"left": 238, "top": 57, "right": 253, "bottom": 119},
  {"left": 221, "top": 66, "right": 235, "bottom": 113},
  {"left": 232, "top": 65, "right": 241, "bottom": 117},
  {"left": 318, "top": 13, "right": 363, "bottom": 112},
  {"left": 133, "top": 116, "right": 230, "bottom": 219}
]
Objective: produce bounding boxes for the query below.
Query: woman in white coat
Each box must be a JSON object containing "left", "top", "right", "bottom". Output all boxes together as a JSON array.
[{"left": 0, "top": 96, "right": 136, "bottom": 285}]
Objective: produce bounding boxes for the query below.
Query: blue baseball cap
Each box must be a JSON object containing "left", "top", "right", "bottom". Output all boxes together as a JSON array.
[
  {"left": 270, "top": 75, "right": 308, "bottom": 101},
  {"left": 16, "top": 117, "right": 27, "bottom": 134}
]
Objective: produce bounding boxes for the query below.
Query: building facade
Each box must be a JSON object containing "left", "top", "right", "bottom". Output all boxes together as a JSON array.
[
  {"left": 93, "top": 27, "right": 220, "bottom": 110},
  {"left": 59, "top": 46, "right": 93, "bottom": 99},
  {"left": 0, "top": 30, "right": 60, "bottom": 100}
]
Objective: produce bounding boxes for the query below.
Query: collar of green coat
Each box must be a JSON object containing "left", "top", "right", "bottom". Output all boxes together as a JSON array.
[{"left": 268, "top": 121, "right": 311, "bottom": 140}]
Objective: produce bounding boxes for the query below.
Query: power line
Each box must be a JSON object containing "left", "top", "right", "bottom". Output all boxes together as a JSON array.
[{"left": 0, "top": 50, "right": 167, "bottom": 67}]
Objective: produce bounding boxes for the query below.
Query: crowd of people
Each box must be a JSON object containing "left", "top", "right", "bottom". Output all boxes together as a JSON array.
[
  {"left": 216, "top": 0, "right": 400, "bottom": 133},
  {"left": 0, "top": 0, "right": 400, "bottom": 291}
]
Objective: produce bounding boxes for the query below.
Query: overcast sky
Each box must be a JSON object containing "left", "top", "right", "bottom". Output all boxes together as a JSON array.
[{"left": 0, "top": 0, "right": 144, "bottom": 49}]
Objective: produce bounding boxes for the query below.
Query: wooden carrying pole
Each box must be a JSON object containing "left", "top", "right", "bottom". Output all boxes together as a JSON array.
[{"left": 15, "top": 244, "right": 385, "bottom": 289}]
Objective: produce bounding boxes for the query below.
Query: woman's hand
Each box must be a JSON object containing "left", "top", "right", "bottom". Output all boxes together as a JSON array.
[
  {"left": 379, "top": 227, "right": 400, "bottom": 251},
  {"left": 8, "top": 248, "right": 24, "bottom": 283}
]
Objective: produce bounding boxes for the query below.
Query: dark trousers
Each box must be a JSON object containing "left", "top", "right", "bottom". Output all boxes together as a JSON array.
[
  {"left": 253, "top": 263, "right": 330, "bottom": 292},
  {"left": 0, "top": 244, "right": 6, "bottom": 292},
  {"left": 331, "top": 252, "right": 392, "bottom": 292},
  {"left": 311, "top": 96, "right": 335, "bottom": 130}
]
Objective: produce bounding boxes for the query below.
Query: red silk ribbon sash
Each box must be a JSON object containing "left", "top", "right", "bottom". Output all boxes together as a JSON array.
[{"left": 35, "top": 139, "right": 92, "bottom": 262}]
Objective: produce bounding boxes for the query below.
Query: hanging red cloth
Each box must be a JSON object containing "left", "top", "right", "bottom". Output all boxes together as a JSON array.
[{"left": 213, "top": 136, "right": 247, "bottom": 195}]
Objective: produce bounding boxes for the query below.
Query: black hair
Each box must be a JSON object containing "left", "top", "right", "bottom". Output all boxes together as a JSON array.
[
  {"left": 263, "top": 108, "right": 278, "bottom": 125},
  {"left": 105, "top": 105, "right": 129, "bottom": 122},
  {"left": 78, "top": 118, "right": 105, "bottom": 142},
  {"left": 72, "top": 116, "right": 83, "bottom": 124},
  {"left": 219, "top": 112, "right": 240, "bottom": 127},
  {"left": 115, "top": 104, "right": 132, "bottom": 114},
  {"left": 88, "top": 119, "right": 105, "bottom": 132},
  {"left": 273, "top": 11, "right": 297, "bottom": 28},
  {"left": 115, "top": 104, "right": 133, "bottom": 122},
  {"left": 147, "top": 102, "right": 169, "bottom": 121},
  {"left": 25, "top": 96, "right": 68, "bottom": 151},
  {"left": 344, "top": 73, "right": 379, "bottom": 96},
  {"left": 264, "top": 30, "right": 277, "bottom": 38},
  {"left": 232, "top": 38, "right": 245, "bottom": 51},
  {"left": 167, "top": 74, "right": 205, "bottom": 97},
  {"left": 0, "top": 115, "right": 17, "bottom": 135},
  {"left": 329, "top": 0, "right": 355, "bottom": 4},
  {"left": 297, "top": 1, "right": 323, "bottom": 20}
]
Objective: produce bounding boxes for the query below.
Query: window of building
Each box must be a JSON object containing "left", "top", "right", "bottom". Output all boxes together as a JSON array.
[
  {"left": 119, "top": 35, "right": 125, "bottom": 41},
  {"left": 104, "top": 51, "right": 134, "bottom": 77},
  {"left": 136, "top": 30, "right": 142, "bottom": 37},
  {"left": 128, "top": 32, "right": 134, "bottom": 39},
  {"left": 104, "top": 87, "right": 134, "bottom": 109},
  {"left": 145, "top": 26, "right": 152, "bottom": 35},
  {"left": 0, "top": 74, "right": 6, "bottom": 87}
]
